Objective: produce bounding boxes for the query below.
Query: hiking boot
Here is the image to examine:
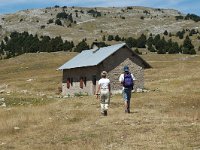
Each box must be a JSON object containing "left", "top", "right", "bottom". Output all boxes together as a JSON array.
[
  {"left": 125, "top": 109, "right": 130, "bottom": 113},
  {"left": 103, "top": 110, "right": 107, "bottom": 116}
]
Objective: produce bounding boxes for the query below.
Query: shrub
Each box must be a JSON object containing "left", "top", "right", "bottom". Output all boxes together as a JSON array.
[
  {"left": 163, "top": 30, "right": 168, "bottom": 35},
  {"left": 40, "top": 25, "right": 45, "bottom": 29},
  {"left": 140, "top": 16, "right": 144, "bottom": 20},
  {"left": 185, "top": 13, "right": 200, "bottom": 22},
  {"left": 47, "top": 19, "right": 54, "bottom": 24},
  {"left": 74, "top": 40, "right": 89, "bottom": 52},
  {"left": 87, "top": 9, "right": 101, "bottom": 17},
  {"left": 107, "top": 35, "right": 114, "bottom": 41},
  {"left": 57, "top": 12, "right": 68, "bottom": 19},
  {"left": 175, "top": 16, "right": 184, "bottom": 20},
  {"left": 55, "top": 19, "right": 62, "bottom": 26}
]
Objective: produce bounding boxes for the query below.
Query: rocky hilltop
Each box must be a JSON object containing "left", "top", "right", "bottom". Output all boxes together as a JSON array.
[{"left": 0, "top": 6, "right": 199, "bottom": 44}]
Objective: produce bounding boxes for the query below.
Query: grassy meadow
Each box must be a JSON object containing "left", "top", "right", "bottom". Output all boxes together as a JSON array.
[{"left": 0, "top": 52, "right": 199, "bottom": 150}]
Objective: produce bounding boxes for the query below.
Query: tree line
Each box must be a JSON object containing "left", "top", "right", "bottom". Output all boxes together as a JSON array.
[
  {"left": 0, "top": 31, "right": 80, "bottom": 58},
  {"left": 0, "top": 30, "right": 198, "bottom": 59},
  {"left": 176, "top": 13, "right": 200, "bottom": 22},
  {"left": 103, "top": 32, "right": 197, "bottom": 55}
]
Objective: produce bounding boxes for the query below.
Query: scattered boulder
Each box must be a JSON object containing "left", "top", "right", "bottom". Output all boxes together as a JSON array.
[
  {"left": 0, "top": 90, "right": 5, "bottom": 93},
  {"left": 136, "top": 88, "right": 150, "bottom": 93},
  {"left": 26, "top": 79, "right": 33, "bottom": 82},
  {"left": 0, "top": 98, "right": 6, "bottom": 107},
  {"left": 136, "top": 88, "right": 143, "bottom": 93},
  {"left": 143, "top": 89, "right": 150, "bottom": 93},
  {"left": 1, "top": 102, "right": 6, "bottom": 107},
  {"left": 0, "top": 97, "right": 5, "bottom": 102},
  {"left": 21, "top": 90, "right": 28, "bottom": 93},
  {"left": 0, "top": 142, "right": 6, "bottom": 146},
  {"left": 14, "top": 127, "right": 20, "bottom": 130}
]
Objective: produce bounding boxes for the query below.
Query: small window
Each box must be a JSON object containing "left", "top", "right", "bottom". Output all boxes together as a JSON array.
[
  {"left": 67, "top": 78, "right": 70, "bottom": 89},
  {"left": 80, "top": 77, "right": 84, "bottom": 89},
  {"left": 80, "top": 77, "right": 87, "bottom": 88}
]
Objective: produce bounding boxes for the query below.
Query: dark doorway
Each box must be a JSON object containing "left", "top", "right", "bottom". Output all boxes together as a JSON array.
[{"left": 92, "top": 75, "right": 96, "bottom": 95}]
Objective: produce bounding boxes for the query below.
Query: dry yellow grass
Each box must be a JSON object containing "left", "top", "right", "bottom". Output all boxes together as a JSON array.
[
  {"left": 0, "top": 52, "right": 77, "bottom": 95},
  {"left": 0, "top": 52, "right": 199, "bottom": 150}
]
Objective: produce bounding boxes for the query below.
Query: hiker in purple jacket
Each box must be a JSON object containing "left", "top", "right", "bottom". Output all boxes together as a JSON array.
[{"left": 119, "top": 66, "right": 135, "bottom": 113}]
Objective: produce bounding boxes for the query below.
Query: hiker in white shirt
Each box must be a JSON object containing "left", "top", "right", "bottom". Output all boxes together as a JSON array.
[
  {"left": 96, "top": 71, "right": 111, "bottom": 116},
  {"left": 119, "top": 66, "right": 136, "bottom": 113}
]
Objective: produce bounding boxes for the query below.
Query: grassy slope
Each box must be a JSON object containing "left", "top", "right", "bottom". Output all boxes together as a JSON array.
[
  {"left": 0, "top": 52, "right": 199, "bottom": 149},
  {"left": 0, "top": 52, "right": 77, "bottom": 94}
]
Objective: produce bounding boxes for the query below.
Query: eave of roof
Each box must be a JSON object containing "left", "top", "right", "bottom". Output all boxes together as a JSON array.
[{"left": 58, "top": 43, "right": 126, "bottom": 70}]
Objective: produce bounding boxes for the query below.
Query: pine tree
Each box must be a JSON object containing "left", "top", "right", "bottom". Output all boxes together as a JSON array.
[
  {"left": 183, "top": 36, "right": 194, "bottom": 50},
  {"left": 153, "top": 34, "right": 160, "bottom": 45},
  {"left": 29, "top": 35, "right": 40, "bottom": 53},
  {"left": 168, "top": 42, "right": 180, "bottom": 54},
  {"left": 137, "top": 34, "right": 146, "bottom": 48},
  {"left": 182, "top": 36, "right": 196, "bottom": 54},
  {"left": 190, "top": 48, "right": 196, "bottom": 55},
  {"left": 155, "top": 37, "right": 166, "bottom": 52},
  {"left": 149, "top": 46, "right": 156, "bottom": 52},
  {"left": 157, "top": 48, "right": 166, "bottom": 54},
  {"left": 74, "top": 40, "right": 89, "bottom": 52},
  {"left": 163, "top": 30, "right": 168, "bottom": 35},
  {"left": 39, "top": 36, "right": 51, "bottom": 52},
  {"left": 50, "top": 36, "right": 64, "bottom": 52},
  {"left": 125, "top": 37, "right": 137, "bottom": 48},
  {"left": 182, "top": 48, "right": 190, "bottom": 54},
  {"left": 176, "top": 30, "right": 184, "bottom": 39},
  {"left": 115, "top": 35, "right": 121, "bottom": 41},
  {"left": 107, "top": 35, "right": 114, "bottom": 41},
  {"left": 147, "top": 36, "right": 153, "bottom": 49},
  {"left": 63, "top": 40, "right": 74, "bottom": 51}
]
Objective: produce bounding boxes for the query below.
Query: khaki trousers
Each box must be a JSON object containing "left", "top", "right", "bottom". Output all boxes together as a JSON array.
[{"left": 100, "top": 89, "right": 110, "bottom": 113}]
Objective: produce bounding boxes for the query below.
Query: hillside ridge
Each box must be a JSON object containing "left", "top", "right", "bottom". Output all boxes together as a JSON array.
[{"left": 0, "top": 6, "right": 199, "bottom": 44}]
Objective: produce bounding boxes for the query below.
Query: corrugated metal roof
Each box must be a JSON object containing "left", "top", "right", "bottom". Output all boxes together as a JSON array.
[{"left": 58, "top": 43, "right": 126, "bottom": 70}]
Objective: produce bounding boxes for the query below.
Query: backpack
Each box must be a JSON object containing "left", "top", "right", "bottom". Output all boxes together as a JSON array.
[{"left": 123, "top": 73, "right": 134, "bottom": 89}]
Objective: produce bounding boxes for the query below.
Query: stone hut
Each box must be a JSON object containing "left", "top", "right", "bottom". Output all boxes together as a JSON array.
[{"left": 58, "top": 43, "right": 151, "bottom": 96}]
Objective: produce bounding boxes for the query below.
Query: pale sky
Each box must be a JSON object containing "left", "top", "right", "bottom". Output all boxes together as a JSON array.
[{"left": 0, "top": 0, "right": 200, "bottom": 15}]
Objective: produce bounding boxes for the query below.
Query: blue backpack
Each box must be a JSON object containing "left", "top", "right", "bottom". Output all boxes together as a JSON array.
[{"left": 123, "top": 73, "right": 134, "bottom": 89}]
